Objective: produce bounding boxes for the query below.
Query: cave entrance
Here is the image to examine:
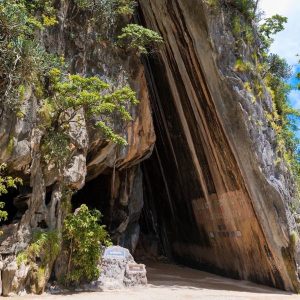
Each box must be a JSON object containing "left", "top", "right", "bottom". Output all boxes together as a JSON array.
[
  {"left": 134, "top": 164, "right": 169, "bottom": 262},
  {"left": 71, "top": 170, "right": 165, "bottom": 259},
  {"left": 0, "top": 185, "right": 30, "bottom": 225},
  {"left": 71, "top": 174, "right": 112, "bottom": 227},
  {"left": 135, "top": 197, "right": 167, "bottom": 261}
]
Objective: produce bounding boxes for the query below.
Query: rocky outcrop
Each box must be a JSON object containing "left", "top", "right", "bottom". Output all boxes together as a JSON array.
[
  {"left": 0, "top": 0, "right": 300, "bottom": 295},
  {"left": 96, "top": 246, "right": 147, "bottom": 290},
  {"left": 139, "top": 0, "right": 300, "bottom": 292},
  {"left": 0, "top": 0, "right": 154, "bottom": 295}
]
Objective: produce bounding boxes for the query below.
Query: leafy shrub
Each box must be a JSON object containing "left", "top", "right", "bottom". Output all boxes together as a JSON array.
[
  {"left": 234, "top": 59, "right": 253, "bottom": 72},
  {"left": 0, "top": 0, "right": 59, "bottom": 110},
  {"left": 74, "top": 0, "right": 101, "bottom": 10},
  {"left": 230, "top": 0, "right": 258, "bottom": 20},
  {"left": 205, "top": 0, "right": 219, "bottom": 9},
  {"left": 16, "top": 230, "right": 61, "bottom": 294},
  {"left": 74, "top": 0, "right": 136, "bottom": 16},
  {"left": 115, "top": 0, "right": 137, "bottom": 15},
  {"left": 16, "top": 230, "right": 61, "bottom": 267},
  {"left": 0, "top": 164, "right": 22, "bottom": 224},
  {"left": 41, "top": 131, "right": 71, "bottom": 169},
  {"left": 118, "top": 24, "right": 163, "bottom": 54},
  {"left": 63, "top": 204, "right": 111, "bottom": 286},
  {"left": 231, "top": 14, "right": 254, "bottom": 46}
]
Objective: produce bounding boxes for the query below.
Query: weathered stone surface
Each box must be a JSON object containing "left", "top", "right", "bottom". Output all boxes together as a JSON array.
[
  {"left": 124, "top": 263, "right": 147, "bottom": 287},
  {"left": 2, "top": 261, "right": 17, "bottom": 296},
  {"left": 0, "top": 0, "right": 299, "bottom": 295},
  {"left": 96, "top": 246, "right": 147, "bottom": 290},
  {"left": 139, "top": 0, "right": 300, "bottom": 292},
  {"left": 63, "top": 154, "right": 87, "bottom": 190},
  {"left": 0, "top": 0, "right": 154, "bottom": 295}
]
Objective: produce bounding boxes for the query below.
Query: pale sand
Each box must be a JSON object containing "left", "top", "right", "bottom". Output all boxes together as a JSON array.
[{"left": 9, "top": 262, "right": 299, "bottom": 300}]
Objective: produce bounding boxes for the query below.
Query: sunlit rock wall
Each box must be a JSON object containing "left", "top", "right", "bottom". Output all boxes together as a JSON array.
[{"left": 139, "top": 0, "right": 300, "bottom": 291}]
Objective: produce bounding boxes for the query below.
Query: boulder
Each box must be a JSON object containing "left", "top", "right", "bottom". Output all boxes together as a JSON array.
[{"left": 96, "top": 246, "right": 147, "bottom": 290}]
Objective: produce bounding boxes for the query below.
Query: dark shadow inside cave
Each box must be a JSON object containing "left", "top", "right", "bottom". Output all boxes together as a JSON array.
[
  {"left": 0, "top": 186, "right": 30, "bottom": 225},
  {"left": 71, "top": 174, "right": 112, "bottom": 226},
  {"left": 71, "top": 172, "right": 166, "bottom": 259}
]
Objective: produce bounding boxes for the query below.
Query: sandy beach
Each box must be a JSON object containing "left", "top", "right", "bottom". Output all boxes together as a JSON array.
[{"left": 9, "top": 262, "right": 299, "bottom": 300}]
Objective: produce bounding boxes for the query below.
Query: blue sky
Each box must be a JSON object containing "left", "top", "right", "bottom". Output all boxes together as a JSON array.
[
  {"left": 260, "top": 0, "right": 300, "bottom": 125},
  {"left": 288, "top": 65, "right": 300, "bottom": 109}
]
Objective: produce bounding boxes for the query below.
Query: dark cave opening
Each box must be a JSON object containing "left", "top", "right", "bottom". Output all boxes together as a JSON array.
[
  {"left": 0, "top": 186, "right": 30, "bottom": 225},
  {"left": 70, "top": 171, "right": 166, "bottom": 259},
  {"left": 71, "top": 174, "right": 112, "bottom": 227}
]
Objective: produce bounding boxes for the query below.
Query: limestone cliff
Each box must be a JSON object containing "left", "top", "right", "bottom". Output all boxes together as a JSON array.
[
  {"left": 139, "top": 0, "right": 300, "bottom": 292},
  {"left": 0, "top": 0, "right": 299, "bottom": 295},
  {"left": 0, "top": 1, "right": 154, "bottom": 295}
]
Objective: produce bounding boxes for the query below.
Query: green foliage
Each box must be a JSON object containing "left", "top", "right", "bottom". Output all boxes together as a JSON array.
[
  {"left": 0, "top": 0, "right": 38, "bottom": 107},
  {"left": 74, "top": 0, "right": 101, "bottom": 10},
  {"left": 234, "top": 59, "right": 253, "bottom": 72},
  {"left": 0, "top": 164, "right": 22, "bottom": 224},
  {"left": 74, "top": 0, "right": 136, "bottom": 16},
  {"left": 230, "top": 2, "right": 300, "bottom": 202},
  {"left": 16, "top": 230, "right": 60, "bottom": 294},
  {"left": 40, "top": 68, "right": 138, "bottom": 166},
  {"left": 0, "top": 0, "right": 59, "bottom": 110},
  {"left": 41, "top": 131, "right": 71, "bottom": 169},
  {"left": 266, "top": 54, "right": 292, "bottom": 80},
  {"left": 254, "top": 15, "right": 300, "bottom": 197},
  {"left": 259, "top": 14, "right": 288, "bottom": 49},
  {"left": 1, "top": 0, "right": 141, "bottom": 168},
  {"left": 16, "top": 230, "right": 61, "bottom": 267},
  {"left": 263, "top": 53, "right": 300, "bottom": 181},
  {"left": 115, "top": 0, "right": 136, "bottom": 15},
  {"left": 63, "top": 204, "right": 111, "bottom": 286},
  {"left": 229, "top": 0, "right": 259, "bottom": 21},
  {"left": 118, "top": 24, "right": 163, "bottom": 54},
  {"left": 205, "top": 0, "right": 219, "bottom": 9},
  {"left": 290, "top": 231, "right": 299, "bottom": 250},
  {"left": 231, "top": 15, "right": 254, "bottom": 46}
]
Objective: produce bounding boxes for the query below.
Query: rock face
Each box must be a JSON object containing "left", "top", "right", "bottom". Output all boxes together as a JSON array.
[
  {"left": 139, "top": 0, "right": 300, "bottom": 292},
  {"left": 0, "top": 0, "right": 300, "bottom": 295},
  {"left": 0, "top": 0, "right": 154, "bottom": 295}
]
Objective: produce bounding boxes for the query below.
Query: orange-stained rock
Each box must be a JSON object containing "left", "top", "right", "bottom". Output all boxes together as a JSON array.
[
  {"left": 140, "top": 0, "right": 300, "bottom": 292},
  {"left": 86, "top": 66, "right": 156, "bottom": 180}
]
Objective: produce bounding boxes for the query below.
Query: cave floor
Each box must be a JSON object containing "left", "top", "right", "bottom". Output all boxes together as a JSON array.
[{"left": 11, "top": 262, "right": 298, "bottom": 300}]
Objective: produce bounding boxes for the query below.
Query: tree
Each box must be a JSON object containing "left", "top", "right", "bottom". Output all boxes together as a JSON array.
[
  {"left": 117, "top": 24, "right": 163, "bottom": 54},
  {"left": 40, "top": 68, "right": 139, "bottom": 166},
  {"left": 259, "top": 14, "right": 288, "bottom": 49},
  {"left": 267, "top": 54, "right": 292, "bottom": 80}
]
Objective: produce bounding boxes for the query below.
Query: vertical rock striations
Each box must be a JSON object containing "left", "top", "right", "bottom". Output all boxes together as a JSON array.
[
  {"left": 0, "top": 0, "right": 300, "bottom": 294},
  {"left": 139, "top": 0, "right": 300, "bottom": 292}
]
